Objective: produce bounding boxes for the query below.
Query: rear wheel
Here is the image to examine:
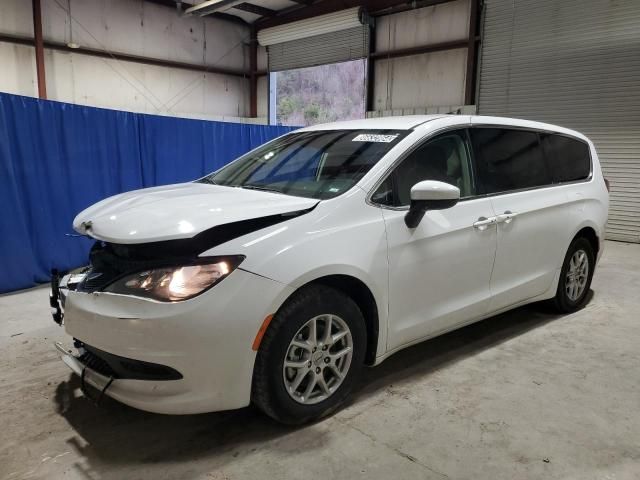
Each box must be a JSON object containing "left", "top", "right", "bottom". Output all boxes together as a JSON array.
[
  {"left": 552, "top": 237, "right": 595, "bottom": 313},
  {"left": 252, "top": 284, "right": 366, "bottom": 424}
]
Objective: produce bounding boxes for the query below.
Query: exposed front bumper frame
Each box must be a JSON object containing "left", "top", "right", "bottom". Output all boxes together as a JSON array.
[{"left": 55, "top": 341, "right": 115, "bottom": 401}]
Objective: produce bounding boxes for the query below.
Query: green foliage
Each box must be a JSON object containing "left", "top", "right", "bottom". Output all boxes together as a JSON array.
[
  {"left": 276, "top": 60, "right": 366, "bottom": 126},
  {"left": 277, "top": 96, "right": 299, "bottom": 119},
  {"left": 303, "top": 103, "right": 321, "bottom": 123}
]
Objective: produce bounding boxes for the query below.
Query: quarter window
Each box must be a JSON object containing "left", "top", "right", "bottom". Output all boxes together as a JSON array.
[
  {"left": 372, "top": 130, "right": 474, "bottom": 207},
  {"left": 541, "top": 134, "right": 591, "bottom": 182},
  {"left": 470, "top": 128, "right": 551, "bottom": 194}
]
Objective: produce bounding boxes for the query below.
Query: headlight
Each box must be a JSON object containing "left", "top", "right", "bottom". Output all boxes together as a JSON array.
[{"left": 104, "top": 256, "right": 244, "bottom": 302}]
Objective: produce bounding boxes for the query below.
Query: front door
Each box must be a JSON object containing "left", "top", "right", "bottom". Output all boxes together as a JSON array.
[{"left": 371, "top": 129, "right": 498, "bottom": 352}]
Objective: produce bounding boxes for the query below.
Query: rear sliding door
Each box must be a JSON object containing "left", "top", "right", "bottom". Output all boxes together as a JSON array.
[{"left": 469, "top": 126, "right": 569, "bottom": 311}]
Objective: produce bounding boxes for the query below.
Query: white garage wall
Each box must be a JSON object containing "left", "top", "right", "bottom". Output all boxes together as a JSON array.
[
  {"left": 373, "top": 49, "right": 468, "bottom": 111},
  {"left": 0, "top": 43, "right": 37, "bottom": 95},
  {"left": 372, "top": 0, "right": 470, "bottom": 111},
  {"left": 257, "top": 44, "right": 268, "bottom": 72},
  {"left": 0, "top": 0, "right": 253, "bottom": 121},
  {"left": 375, "top": 0, "right": 470, "bottom": 51},
  {"left": 257, "top": 75, "right": 268, "bottom": 118}
]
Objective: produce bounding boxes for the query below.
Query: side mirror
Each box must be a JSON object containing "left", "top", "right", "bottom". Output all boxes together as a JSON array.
[{"left": 404, "top": 180, "right": 460, "bottom": 228}]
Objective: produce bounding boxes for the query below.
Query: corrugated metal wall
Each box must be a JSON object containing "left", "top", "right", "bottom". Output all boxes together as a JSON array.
[
  {"left": 267, "top": 26, "right": 369, "bottom": 72},
  {"left": 261, "top": 7, "right": 369, "bottom": 72},
  {"left": 478, "top": 0, "right": 640, "bottom": 242}
]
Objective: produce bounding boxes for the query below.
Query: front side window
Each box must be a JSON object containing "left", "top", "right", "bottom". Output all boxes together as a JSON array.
[
  {"left": 199, "top": 130, "right": 406, "bottom": 200},
  {"left": 541, "top": 133, "right": 591, "bottom": 182},
  {"left": 372, "top": 129, "right": 474, "bottom": 207},
  {"left": 470, "top": 128, "right": 551, "bottom": 194}
]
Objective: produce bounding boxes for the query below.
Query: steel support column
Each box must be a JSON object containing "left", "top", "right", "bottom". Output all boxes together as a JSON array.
[
  {"left": 32, "top": 0, "right": 47, "bottom": 99},
  {"left": 365, "top": 23, "right": 376, "bottom": 112},
  {"left": 249, "top": 26, "right": 258, "bottom": 117},
  {"left": 464, "top": 0, "right": 480, "bottom": 105}
]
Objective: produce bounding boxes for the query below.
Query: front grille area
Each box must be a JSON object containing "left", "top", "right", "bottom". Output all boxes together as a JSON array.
[
  {"left": 79, "top": 270, "right": 120, "bottom": 292},
  {"left": 77, "top": 241, "right": 194, "bottom": 293},
  {"left": 75, "top": 341, "right": 183, "bottom": 381},
  {"left": 78, "top": 348, "right": 117, "bottom": 378}
]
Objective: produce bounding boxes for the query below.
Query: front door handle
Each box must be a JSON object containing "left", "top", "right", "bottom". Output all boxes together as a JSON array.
[
  {"left": 473, "top": 216, "right": 496, "bottom": 231},
  {"left": 496, "top": 210, "right": 518, "bottom": 224}
]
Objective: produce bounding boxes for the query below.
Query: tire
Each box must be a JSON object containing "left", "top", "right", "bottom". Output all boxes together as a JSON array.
[
  {"left": 551, "top": 237, "right": 595, "bottom": 313},
  {"left": 251, "top": 284, "right": 366, "bottom": 425}
]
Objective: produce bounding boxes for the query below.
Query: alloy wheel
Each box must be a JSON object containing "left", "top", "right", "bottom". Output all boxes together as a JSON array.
[
  {"left": 565, "top": 249, "right": 589, "bottom": 301},
  {"left": 282, "top": 314, "right": 353, "bottom": 405}
]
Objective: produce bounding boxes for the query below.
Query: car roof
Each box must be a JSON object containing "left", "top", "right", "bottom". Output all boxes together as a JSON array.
[
  {"left": 294, "top": 115, "right": 588, "bottom": 141},
  {"left": 470, "top": 116, "right": 588, "bottom": 140},
  {"left": 296, "top": 115, "right": 448, "bottom": 131}
]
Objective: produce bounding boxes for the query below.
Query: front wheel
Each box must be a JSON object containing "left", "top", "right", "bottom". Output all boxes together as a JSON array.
[
  {"left": 251, "top": 284, "right": 366, "bottom": 424},
  {"left": 552, "top": 237, "right": 595, "bottom": 313}
]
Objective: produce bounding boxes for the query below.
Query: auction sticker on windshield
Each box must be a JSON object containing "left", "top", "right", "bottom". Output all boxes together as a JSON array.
[{"left": 352, "top": 133, "right": 399, "bottom": 143}]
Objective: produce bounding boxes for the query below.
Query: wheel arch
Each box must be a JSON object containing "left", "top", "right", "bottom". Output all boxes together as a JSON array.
[
  {"left": 571, "top": 224, "right": 600, "bottom": 258},
  {"left": 309, "top": 275, "right": 379, "bottom": 365},
  {"left": 273, "top": 274, "right": 381, "bottom": 366}
]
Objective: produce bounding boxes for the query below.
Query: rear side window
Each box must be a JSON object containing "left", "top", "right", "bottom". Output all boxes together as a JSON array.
[
  {"left": 470, "top": 128, "right": 551, "bottom": 194},
  {"left": 541, "top": 134, "right": 591, "bottom": 182}
]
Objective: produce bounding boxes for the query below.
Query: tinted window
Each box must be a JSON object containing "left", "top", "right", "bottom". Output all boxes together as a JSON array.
[
  {"left": 200, "top": 130, "right": 406, "bottom": 200},
  {"left": 541, "top": 134, "right": 591, "bottom": 182},
  {"left": 373, "top": 130, "right": 474, "bottom": 207},
  {"left": 470, "top": 128, "right": 551, "bottom": 194},
  {"left": 370, "top": 174, "right": 395, "bottom": 205}
]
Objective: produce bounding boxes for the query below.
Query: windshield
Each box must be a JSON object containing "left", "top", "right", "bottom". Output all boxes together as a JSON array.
[{"left": 199, "top": 129, "right": 407, "bottom": 200}]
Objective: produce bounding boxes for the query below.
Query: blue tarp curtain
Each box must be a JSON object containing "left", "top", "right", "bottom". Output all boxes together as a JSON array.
[{"left": 0, "top": 92, "right": 294, "bottom": 293}]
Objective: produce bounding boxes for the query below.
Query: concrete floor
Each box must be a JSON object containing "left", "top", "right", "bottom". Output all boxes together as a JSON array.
[{"left": 1, "top": 240, "right": 639, "bottom": 480}]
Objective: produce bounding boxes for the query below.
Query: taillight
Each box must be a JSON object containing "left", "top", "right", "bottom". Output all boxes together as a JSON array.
[{"left": 604, "top": 177, "right": 611, "bottom": 192}]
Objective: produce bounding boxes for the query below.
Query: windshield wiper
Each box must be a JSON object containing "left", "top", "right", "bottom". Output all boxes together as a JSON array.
[{"left": 240, "top": 184, "right": 283, "bottom": 194}]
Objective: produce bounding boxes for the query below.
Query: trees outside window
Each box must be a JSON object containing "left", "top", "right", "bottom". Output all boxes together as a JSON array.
[{"left": 276, "top": 60, "right": 366, "bottom": 127}]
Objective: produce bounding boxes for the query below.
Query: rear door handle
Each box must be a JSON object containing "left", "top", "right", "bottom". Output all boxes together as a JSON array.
[
  {"left": 473, "top": 216, "right": 497, "bottom": 231},
  {"left": 495, "top": 210, "right": 518, "bottom": 224}
]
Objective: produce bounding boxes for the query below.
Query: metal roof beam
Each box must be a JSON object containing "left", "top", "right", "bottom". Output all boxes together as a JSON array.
[
  {"left": 0, "top": 32, "right": 249, "bottom": 77},
  {"left": 256, "top": 0, "right": 457, "bottom": 30},
  {"left": 143, "top": 0, "right": 249, "bottom": 25},
  {"left": 233, "top": 2, "right": 277, "bottom": 17}
]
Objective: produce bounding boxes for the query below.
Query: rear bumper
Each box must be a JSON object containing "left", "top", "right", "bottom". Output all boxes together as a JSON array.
[{"left": 55, "top": 269, "right": 293, "bottom": 414}]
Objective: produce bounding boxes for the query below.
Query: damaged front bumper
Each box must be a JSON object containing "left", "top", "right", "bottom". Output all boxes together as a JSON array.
[
  {"left": 51, "top": 268, "right": 293, "bottom": 414},
  {"left": 54, "top": 339, "right": 183, "bottom": 406},
  {"left": 49, "top": 269, "right": 88, "bottom": 326},
  {"left": 54, "top": 341, "right": 115, "bottom": 403}
]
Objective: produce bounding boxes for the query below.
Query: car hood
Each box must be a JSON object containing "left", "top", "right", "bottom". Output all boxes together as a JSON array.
[{"left": 73, "top": 182, "right": 319, "bottom": 244}]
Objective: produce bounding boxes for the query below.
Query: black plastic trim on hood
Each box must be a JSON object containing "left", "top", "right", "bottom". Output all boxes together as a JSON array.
[
  {"left": 109, "top": 204, "right": 317, "bottom": 259},
  {"left": 78, "top": 205, "right": 317, "bottom": 293}
]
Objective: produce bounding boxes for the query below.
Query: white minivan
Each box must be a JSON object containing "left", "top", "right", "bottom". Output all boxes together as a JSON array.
[{"left": 52, "top": 115, "right": 609, "bottom": 424}]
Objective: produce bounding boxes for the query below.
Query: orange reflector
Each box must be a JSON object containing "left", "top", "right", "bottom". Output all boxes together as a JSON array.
[{"left": 252, "top": 314, "right": 274, "bottom": 351}]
